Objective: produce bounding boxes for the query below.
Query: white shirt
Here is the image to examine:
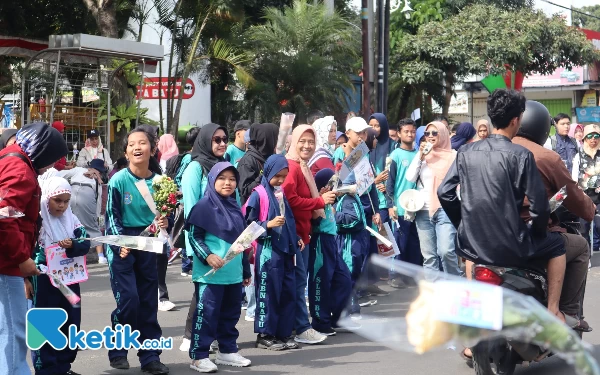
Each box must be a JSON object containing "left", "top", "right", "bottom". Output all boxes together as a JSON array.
[{"left": 406, "top": 152, "right": 433, "bottom": 210}]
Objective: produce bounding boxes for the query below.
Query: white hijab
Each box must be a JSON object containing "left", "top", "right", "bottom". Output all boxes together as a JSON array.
[{"left": 38, "top": 176, "right": 81, "bottom": 248}]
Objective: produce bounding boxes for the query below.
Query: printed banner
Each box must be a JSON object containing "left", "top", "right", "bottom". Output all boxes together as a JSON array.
[{"left": 44, "top": 244, "right": 88, "bottom": 287}]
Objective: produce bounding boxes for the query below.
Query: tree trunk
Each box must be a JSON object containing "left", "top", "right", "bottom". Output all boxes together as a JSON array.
[
  {"left": 443, "top": 67, "right": 456, "bottom": 118},
  {"left": 82, "top": 0, "right": 119, "bottom": 38}
]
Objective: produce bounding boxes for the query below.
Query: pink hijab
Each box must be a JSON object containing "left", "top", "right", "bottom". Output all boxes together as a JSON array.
[
  {"left": 158, "top": 134, "right": 179, "bottom": 162},
  {"left": 286, "top": 125, "right": 325, "bottom": 218},
  {"left": 569, "top": 123, "right": 584, "bottom": 146},
  {"left": 424, "top": 121, "right": 456, "bottom": 216}
]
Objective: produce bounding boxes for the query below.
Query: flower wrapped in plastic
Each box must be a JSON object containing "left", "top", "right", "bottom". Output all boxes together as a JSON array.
[
  {"left": 385, "top": 156, "right": 393, "bottom": 172},
  {"left": 274, "top": 186, "right": 285, "bottom": 217},
  {"left": 549, "top": 185, "right": 568, "bottom": 213},
  {"left": 339, "top": 256, "right": 600, "bottom": 375},
  {"left": 204, "top": 222, "right": 266, "bottom": 277},
  {"left": 91, "top": 235, "right": 165, "bottom": 254},
  {"left": 0, "top": 189, "right": 24, "bottom": 219},
  {"left": 38, "top": 265, "right": 81, "bottom": 306}
]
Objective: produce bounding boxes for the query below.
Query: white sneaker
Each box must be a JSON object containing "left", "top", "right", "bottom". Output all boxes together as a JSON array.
[
  {"left": 215, "top": 352, "right": 251, "bottom": 367},
  {"left": 158, "top": 300, "right": 176, "bottom": 311},
  {"left": 294, "top": 328, "right": 327, "bottom": 344},
  {"left": 350, "top": 314, "right": 363, "bottom": 321},
  {"left": 245, "top": 315, "right": 255, "bottom": 322},
  {"left": 190, "top": 358, "right": 218, "bottom": 373},
  {"left": 180, "top": 338, "right": 191, "bottom": 352},
  {"left": 210, "top": 340, "right": 219, "bottom": 353},
  {"left": 181, "top": 271, "right": 191, "bottom": 277},
  {"left": 98, "top": 257, "right": 108, "bottom": 265},
  {"left": 336, "top": 320, "right": 362, "bottom": 332}
]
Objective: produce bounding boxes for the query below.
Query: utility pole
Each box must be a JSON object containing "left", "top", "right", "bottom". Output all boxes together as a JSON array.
[
  {"left": 361, "top": 0, "right": 371, "bottom": 119},
  {"left": 377, "top": 0, "right": 384, "bottom": 113},
  {"left": 324, "top": 0, "right": 334, "bottom": 15}
]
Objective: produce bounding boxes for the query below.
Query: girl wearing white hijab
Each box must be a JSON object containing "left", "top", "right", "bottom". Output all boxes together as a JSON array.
[{"left": 308, "top": 116, "right": 337, "bottom": 176}]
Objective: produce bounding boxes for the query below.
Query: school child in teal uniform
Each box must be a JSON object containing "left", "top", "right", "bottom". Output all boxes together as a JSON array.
[
  {"left": 224, "top": 120, "right": 249, "bottom": 167},
  {"left": 311, "top": 169, "right": 352, "bottom": 333},
  {"left": 186, "top": 162, "right": 252, "bottom": 373},
  {"left": 244, "top": 154, "right": 299, "bottom": 350}
]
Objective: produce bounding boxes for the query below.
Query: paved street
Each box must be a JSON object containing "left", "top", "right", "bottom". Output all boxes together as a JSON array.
[{"left": 29, "top": 256, "right": 600, "bottom": 375}]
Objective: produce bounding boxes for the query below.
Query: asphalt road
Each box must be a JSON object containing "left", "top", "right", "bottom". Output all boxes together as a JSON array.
[{"left": 28, "top": 255, "right": 600, "bottom": 375}]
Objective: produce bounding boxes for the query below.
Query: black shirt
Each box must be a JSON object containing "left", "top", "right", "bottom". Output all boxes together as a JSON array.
[{"left": 438, "top": 134, "right": 550, "bottom": 267}]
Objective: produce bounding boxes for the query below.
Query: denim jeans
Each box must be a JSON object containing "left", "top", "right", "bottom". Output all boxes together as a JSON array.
[
  {"left": 0, "top": 275, "right": 30, "bottom": 375},
  {"left": 245, "top": 265, "right": 256, "bottom": 319},
  {"left": 295, "top": 243, "right": 311, "bottom": 334},
  {"left": 415, "top": 208, "right": 461, "bottom": 277}
]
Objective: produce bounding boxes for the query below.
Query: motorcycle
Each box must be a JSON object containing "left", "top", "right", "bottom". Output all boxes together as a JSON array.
[{"left": 470, "top": 262, "right": 585, "bottom": 375}]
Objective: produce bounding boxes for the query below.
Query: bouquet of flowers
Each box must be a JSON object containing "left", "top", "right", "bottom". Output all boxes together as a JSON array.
[
  {"left": 38, "top": 265, "right": 81, "bottom": 306},
  {"left": 204, "top": 222, "right": 266, "bottom": 277},
  {"left": 385, "top": 156, "right": 393, "bottom": 172},
  {"left": 549, "top": 186, "right": 568, "bottom": 213},
  {"left": 276, "top": 113, "right": 295, "bottom": 154},
  {"left": 274, "top": 187, "right": 285, "bottom": 217},
  {"left": 152, "top": 175, "right": 179, "bottom": 216},
  {"left": 0, "top": 189, "right": 24, "bottom": 219}
]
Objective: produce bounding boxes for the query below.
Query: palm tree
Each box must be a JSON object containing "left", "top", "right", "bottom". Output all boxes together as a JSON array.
[{"left": 244, "top": 0, "right": 360, "bottom": 123}]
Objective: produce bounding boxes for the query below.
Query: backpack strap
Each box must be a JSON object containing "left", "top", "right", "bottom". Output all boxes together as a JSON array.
[
  {"left": 0, "top": 152, "right": 35, "bottom": 172},
  {"left": 241, "top": 185, "right": 270, "bottom": 221}
]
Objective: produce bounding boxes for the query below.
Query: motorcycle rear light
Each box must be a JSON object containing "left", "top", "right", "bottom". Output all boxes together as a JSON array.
[{"left": 474, "top": 267, "right": 503, "bottom": 286}]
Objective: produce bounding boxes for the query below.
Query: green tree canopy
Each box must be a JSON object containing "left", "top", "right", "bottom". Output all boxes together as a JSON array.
[
  {"left": 243, "top": 0, "right": 359, "bottom": 123},
  {"left": 573, "top": 5, "right": 600, "bottom": 32}
]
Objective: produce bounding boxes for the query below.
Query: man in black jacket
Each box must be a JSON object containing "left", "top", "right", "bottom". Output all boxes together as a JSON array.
[{"left": 438, "top": 89, "right": 567, "bottom": 323}]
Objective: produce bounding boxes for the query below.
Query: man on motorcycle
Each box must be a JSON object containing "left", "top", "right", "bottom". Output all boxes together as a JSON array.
[
  {"left": 437, "top": 89, "right": 567, "bottom": 325},
  {"left": 512, "top": 100, "right": 594, "bottom": 331}
]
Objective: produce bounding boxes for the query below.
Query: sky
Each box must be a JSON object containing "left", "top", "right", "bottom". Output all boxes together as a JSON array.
[{"left": 350, "top": 0, "right": 600, "bottom": 12}]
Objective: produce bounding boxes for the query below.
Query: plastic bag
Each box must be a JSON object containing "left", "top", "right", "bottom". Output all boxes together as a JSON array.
[
  {"left": 338, "top": 256, "right": 599, "bottom": 375},
  {"left": 204, "top": 222, "right": 266, "bottom": 277},
  {"left": 0, "top": 189, "right": 25, "bottom": 219}
]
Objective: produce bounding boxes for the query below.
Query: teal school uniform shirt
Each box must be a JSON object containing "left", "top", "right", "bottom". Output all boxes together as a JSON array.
[
  {"left": 106, "top": 168, "right": 156, "bottom": 230},
  {"left": 174, "top": 153, "right": 192, "bottom": 189},
  {"left": 313, "top": 204, "right": 337, "bottom": 235},
  {"left": 333, "top": 147, "right": 345, "bottom": 165},
  {"left": 224, "top": 144, "right": 246, "bottom": 168},
  {"left": 189, "top": 228, "right": 243, "bottom": 285},
  {"left": 388, "top": 147, "right": 418, "bottom": 216}
]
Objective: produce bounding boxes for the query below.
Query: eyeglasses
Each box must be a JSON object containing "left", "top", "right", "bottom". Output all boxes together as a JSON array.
[
  {"left": 585, "top": 133, "right": 600, "bottom": 140},
  {"left": 212, "top": 136, "right": 228, "bottom": 144},
  {"left": 424, "top": 131, "right": 439, "bottom": 137}
]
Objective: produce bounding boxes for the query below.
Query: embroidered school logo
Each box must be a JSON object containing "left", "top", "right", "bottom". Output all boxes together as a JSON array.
[
  {"left": 402, "top": 159, "right": 409, "bottom": 167},
  {"left": 27, "top": 308, "right": 69, "bottom": 350},
  {"left": 124, "top": 192, "right": 132, "bottom": 205}
]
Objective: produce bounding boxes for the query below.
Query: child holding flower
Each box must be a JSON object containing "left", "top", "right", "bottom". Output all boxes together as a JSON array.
[{"left": 186, "top": 161, "right": 252, "bottom": 372}]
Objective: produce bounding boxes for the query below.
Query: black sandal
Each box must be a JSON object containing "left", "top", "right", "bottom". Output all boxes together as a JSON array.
[{"left": 563, "top": 312, "right": 593, "bottom": 333}]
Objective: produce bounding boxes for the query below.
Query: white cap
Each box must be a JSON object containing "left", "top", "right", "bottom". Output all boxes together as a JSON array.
[{"left": 345, "top": 117, "right": 370, "bottom": 133}]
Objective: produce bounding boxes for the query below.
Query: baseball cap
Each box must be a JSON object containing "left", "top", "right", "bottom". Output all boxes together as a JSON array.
[
  {"left": 345, "top": 117, "right": 370, "bottom": 133},
  {"left": 234, "top": 120, "right": 251, "bottom": 133},
  {"left": 90, "top": 158, "right": 107, "bottom": 173},
  {"left": 87, "top": 129, "right": 99, "bottom": 138}
]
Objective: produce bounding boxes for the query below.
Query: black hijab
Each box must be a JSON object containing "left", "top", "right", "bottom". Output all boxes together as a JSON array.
[
  {"left": 191, "top": 123, "right": 228, "bottom": 173},
  {"left": 15, "top": 122, "right": 68, "bottom": 170},
  {"left": 247, "top": 123, "right": 279, "bottom": 162},
  {"left": 0, "top": 129, "right": 18, "bottom": 150}
]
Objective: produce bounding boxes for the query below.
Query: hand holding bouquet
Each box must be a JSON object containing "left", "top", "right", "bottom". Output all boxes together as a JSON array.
[
  {"left": 274, "top": 187, "right": 285, "bottom": 217},
  {"left": 204, "top": 222, "right": 266, "bottom": 277}
]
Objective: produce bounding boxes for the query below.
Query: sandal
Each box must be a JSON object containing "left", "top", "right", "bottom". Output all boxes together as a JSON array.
[
  {"left": 460, "top": 348, "right": 473, "bottom": 368},
  {"left": 562, "top": 312, "right": 593, "bottom": 333}
]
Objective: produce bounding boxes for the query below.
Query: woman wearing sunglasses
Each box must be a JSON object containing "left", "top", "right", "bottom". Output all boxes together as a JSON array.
[
  {"left": 572, "top": 124, "right": 600, "bottom": 250},
  {"left": 180, "top": 123, "right": 229, "bottom": 351},
  {"left": 406, "top": 121, "right": 462, "bottom": 276}
]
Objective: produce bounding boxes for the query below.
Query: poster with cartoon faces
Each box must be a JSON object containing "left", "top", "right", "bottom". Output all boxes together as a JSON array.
[{"left": 45, "top": 244, "right": 88, "bottom": 287}]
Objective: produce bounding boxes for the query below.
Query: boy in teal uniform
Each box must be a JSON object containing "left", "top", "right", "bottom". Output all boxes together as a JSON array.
[
  {"left": 386, "top": 118, "right": 422, "bottom": 285},
  {"left": 224, "top": 120, "right": 249, "bottom": 167}
]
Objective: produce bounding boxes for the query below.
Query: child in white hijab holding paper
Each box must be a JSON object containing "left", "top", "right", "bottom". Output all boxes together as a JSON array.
[{"left": 32, "top": 176, "right": 90, "bottom": 375}]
